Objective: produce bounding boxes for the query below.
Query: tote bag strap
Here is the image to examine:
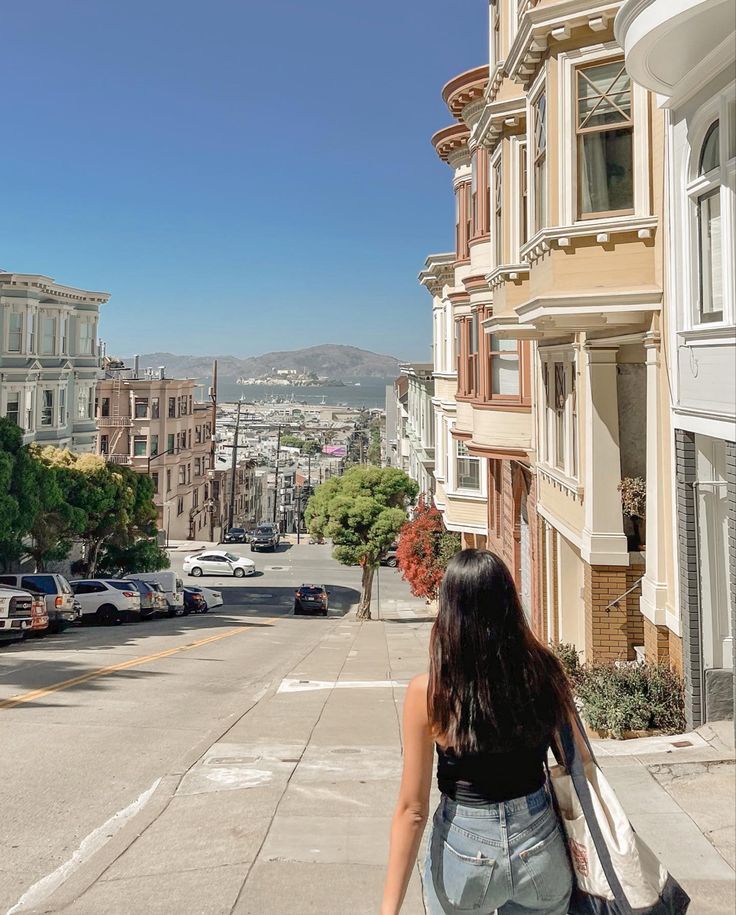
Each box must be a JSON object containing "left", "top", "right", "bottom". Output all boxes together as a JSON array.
[{"left": 559, "top": 720, "right": 634, "bottom": 915}]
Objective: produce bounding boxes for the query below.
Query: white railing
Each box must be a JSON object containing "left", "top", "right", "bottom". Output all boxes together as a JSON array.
[
  {"left": 106, "top": 453, "right": 132, "bottom": 465},
  {"left": 98, "top": 416, "right": 131, "bottom": 428}
]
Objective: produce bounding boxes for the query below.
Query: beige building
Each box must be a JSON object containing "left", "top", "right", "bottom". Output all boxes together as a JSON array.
[
  {"left": 96, "top": 363, "right": 213, "bottom": 541},
  {"left": 420, "top": 0, "right": 680, "bottom": 667}
]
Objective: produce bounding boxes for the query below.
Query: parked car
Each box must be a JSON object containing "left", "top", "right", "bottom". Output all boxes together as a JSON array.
[
  {"left": 28, "top": 593, "right": 50, "bottom": 635},
  {"left": 183, "top": 588, "right": 206, "bottom": 614},
  {"left": 294, "top": 584, "right": 329, "bottom": 616},
  {"left": 183, "top": 550, "right": 255, "bottom": 578},
  {"left": 0, "top": 573, "right": 77, "bottom": 632},
  {"left": 0, "top": 585, "right": 34, "bottom": 644},
  {"left": 130, "top": 571, "right": 184, "bottom": 616},
  {"left": 184, "top": 585, "right": 223, "bottom": 610},
  {"left": 380, "top": 542, "right": 399, "bottom": 567},
  {"left": 70, "top": 579, "right": 142, "bottom": 625},
  {"left": 125, "top": 579, "right": 165, "bottom": 619},
  {"left": 223, "top": 527, "right": 247, "bottom": 544},
  {"left": 250, "top": 524, "right": 280, "bottom": 553}
]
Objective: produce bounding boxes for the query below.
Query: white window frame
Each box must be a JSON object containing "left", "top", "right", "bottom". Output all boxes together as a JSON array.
[
  {"left": 527, "top": 68, "right": 548, "bottom": 239},
  {"left": 558, "top": 44, "right": 650, "bottom": 227},
  {"left": 39, "top": 388, "right": 55, "bottom": 428},
  {"left": 6, "top": 311, "right": 24, "bottom": 353},
  {"left": 510, "top": 135, "right": 528, "bottom": 259},
  {"left": 39, "top": 313, "right": 57, "bottom": 356},
  {"left": 58, "top": 385, "right": 67, "bottom": 427},
  {"left": 538, "top": 349, "right": 579, "bottom": 482},
  {"left": 453, "top": 438, "right": 482, "bottom": 494},
  {"left": 78, "top": 319, "right": 96, "bottom": 356},
  {"left": 2, "top": 386, "right": 23, "bottom": 428},
  {"left": 491, "top": 144, "right": 504, "bottom": 269},
  {"left": 683, "top": 88, "right": 736, "bottom": 333}
]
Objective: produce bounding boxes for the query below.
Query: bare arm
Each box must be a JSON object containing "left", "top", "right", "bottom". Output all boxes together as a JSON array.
[{"left": 380, "top": 673, "right": 434, "bottom": 915}]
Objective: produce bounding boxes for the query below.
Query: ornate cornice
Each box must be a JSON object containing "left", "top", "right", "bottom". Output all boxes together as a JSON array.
[
  {"left": 441, "top": 66, "right": 489, "bottom": 118},
  {"left": 431, "top": 123, "right": 471, "bottom": 164}
]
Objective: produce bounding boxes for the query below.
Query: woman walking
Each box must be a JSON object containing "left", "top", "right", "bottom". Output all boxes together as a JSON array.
[{"left": 381, "top": 549, "right": 574, "bottom": 915}]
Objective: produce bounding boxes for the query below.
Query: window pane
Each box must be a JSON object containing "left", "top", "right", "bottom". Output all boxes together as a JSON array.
[
  {"left": 5, "top": 393, "right": 20, "bottom": 426},
  {"left": 490, "top": 335, "right": 517, "bottom": 352},
  {"left": 579, "top": 128, "right": 633, "bottom": 215},
  {"left": 577, "top": 63, "right": 631, "bottom": 129},
  {"left": 41, "top": 390, "right": 53, "bottom": 426},
  {"left": 699, "top": 122, "right": 720, "bottom": 175},
  {"left": 492, "top": 353, "right": 520, "bottom": 395},
  {"left": 133, "top": 436, "right": 147, "bottom": 457},
  {"left": 698, "top": 190, "right": 723, "bottom": 322},
  {"left": 8, "top": 313, "right": 22, "bottom": 352}
]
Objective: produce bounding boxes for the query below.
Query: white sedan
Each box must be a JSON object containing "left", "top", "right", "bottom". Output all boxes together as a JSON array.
[
  {"left": 183, "top": 550, "right": 256, "bottom": 578},
  {"left": 186, "top": 586, "right": 224, "bottom": 609}
]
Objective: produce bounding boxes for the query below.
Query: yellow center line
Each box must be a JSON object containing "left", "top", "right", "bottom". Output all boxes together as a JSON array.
[{"left": 0, "top": 620, "right": 275, "bottom": 711}]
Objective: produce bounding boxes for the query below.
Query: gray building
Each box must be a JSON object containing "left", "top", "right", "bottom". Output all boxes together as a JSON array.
[{"left": 0, "top": 272, "right": 110, "bottom": 452}]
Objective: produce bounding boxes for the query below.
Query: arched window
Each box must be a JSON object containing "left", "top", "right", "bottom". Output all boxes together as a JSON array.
[{"left": 692, "top": 120, "right": 723, "bottom": 324}]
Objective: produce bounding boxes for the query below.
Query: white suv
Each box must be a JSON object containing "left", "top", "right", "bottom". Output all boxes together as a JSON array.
[
  {"left": 183, "top": 550, "right": 256, "bottom": 578},
  {"left": 70, "top": 580, "right": 142, "bottom": 625}
]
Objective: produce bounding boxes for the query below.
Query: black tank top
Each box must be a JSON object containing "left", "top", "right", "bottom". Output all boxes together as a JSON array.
[{"left": 436, "top": 740, "right": 549, "bottom": 805}]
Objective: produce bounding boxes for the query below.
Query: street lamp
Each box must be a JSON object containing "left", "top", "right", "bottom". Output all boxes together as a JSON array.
[{"left": 147, "top": 446, "right": 177, "bottom": 475}]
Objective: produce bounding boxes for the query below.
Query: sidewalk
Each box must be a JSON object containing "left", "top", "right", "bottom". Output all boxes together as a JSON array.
[{"left": 22, "top": 606, "right": 735, "bottom": 915}]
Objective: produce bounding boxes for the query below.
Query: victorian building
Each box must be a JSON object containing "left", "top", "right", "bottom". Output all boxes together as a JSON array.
[
  {"left": 399, "top": 363, "right": 436, "bottom": 498},
  {"left": 420, "top": 0, "right": 683, "bottom": 667},
  {"left": 0, "top": 272, "right": 109, "bottom": 452},
  {"left": 617, "top": 0, "right": 735, "bottom": 726},
  {"left": 96, "top": 361, "right": 213, "bottom": 541}
]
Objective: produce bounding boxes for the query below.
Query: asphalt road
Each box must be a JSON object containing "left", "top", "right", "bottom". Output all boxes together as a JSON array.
[{"left": 0, "top": 542, "right": 404, "bottom": 914}]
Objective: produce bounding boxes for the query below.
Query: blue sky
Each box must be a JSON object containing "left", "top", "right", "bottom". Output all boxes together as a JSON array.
[{"left": 1, "top": 1, "right": 486, "bottom": 362}]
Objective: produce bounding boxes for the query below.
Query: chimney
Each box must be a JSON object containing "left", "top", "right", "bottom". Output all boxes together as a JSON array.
[{"left": 133, "top": 354, "right": 140, "bottom": 378}]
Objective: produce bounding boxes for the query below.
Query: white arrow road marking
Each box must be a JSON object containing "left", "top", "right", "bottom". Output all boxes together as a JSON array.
[
  {"left": 7, "top": 779, "right": 161, "bottom": 914},
  {"left": 277, "top": 678, "right": 407, "bottom": 693}
]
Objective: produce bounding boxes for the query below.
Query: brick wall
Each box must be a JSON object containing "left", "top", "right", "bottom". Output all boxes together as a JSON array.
[
  {"left": 669, "top": 631, "right": 684, "bottom": 678},
  {"left": 675, "top": 429, "right": 702, "bottom": 729},
  {"left": 584, "top": 565, "right": 631, "bottom": 662},
  {"left": 643, "top": 618, "right": 670, "bottom": 664},
  {"left": 625, "top": 565, "right": 645, "bottom": 659}
]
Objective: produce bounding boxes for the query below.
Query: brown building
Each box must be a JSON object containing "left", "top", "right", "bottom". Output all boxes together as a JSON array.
[{"left": 96, "top": 363, "right": 213, "bottom": 540}]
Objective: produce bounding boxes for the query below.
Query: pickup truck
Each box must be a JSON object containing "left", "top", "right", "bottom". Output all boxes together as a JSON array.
[{"left": 0, "top": 585, "right": 34, "bottom": 644}]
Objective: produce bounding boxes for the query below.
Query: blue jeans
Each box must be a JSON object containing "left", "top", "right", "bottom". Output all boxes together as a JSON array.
[{"left": 423, "top": 786, "right": 572, "bottom": 914}]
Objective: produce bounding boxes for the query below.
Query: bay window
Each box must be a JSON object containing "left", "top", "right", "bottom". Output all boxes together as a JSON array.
[
  {"left": 519, "top": 141, "right": 528, "bottom": 249},
  {"left": 456, "top": 440, "right": 481, "bottom": 491},
  {"left": 8, "top": 313, "right": 22, "bottom": 353},
  {"left": 40, "top": 316, "right": 56, "bottom": 355},
  {"left": 5, "top": 392, "right": 20, "bottom": 427},
  {"left": 532, "top": 90, "right": 547, "bottom": 232},
  {"left": 27, "top": 313, "right": 35, "bottom": 353},
  {"left": 488, "top": 335, "right": 520, "bottom": 398},
  {"left": 576, "top": 61, "right": 633, "bottom": 218},
  {"left": 541, "top": 356, "right": 578, "bottom": 478},
  {"left": 61, "top": 316, "right": 68, "bottom": 354},
  {"left": 469, "top": 313, "right": 480, "bottom": 396},
  {"left": 693, "top": 121, "right": 724, "bottom": 324},
  {"left": 79, "top": 320, "right": 95, "bottom": 355},
  {"left": 40, "top": 390, "right": 54, "bottom": 427},
  {"left": 58, "top": 387, "right": 66, "bottom": 426},
  {"left": 493, "top": 150, "right": 503, "bottom": 267}
]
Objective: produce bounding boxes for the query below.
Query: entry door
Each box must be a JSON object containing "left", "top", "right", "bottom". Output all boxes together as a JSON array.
[{"left": 696, "top": 437, "right": 732, "bottom": 671}]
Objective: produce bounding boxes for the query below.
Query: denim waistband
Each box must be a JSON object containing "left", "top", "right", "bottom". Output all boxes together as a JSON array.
[{"left": 441, "top": 785, "right": 550, "bottom": 818}]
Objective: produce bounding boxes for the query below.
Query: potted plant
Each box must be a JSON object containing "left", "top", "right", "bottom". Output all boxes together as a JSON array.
[{"left": 618, "top": 476, "right": 646, "bottom": 549}]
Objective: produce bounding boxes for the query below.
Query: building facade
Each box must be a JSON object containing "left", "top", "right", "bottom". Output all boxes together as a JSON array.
[
  {"left": 0, "top": 272, "right": 109, "bottom": 452},
  {"left": 96, "top": 364, "right": 213, "bottom": 541},
  {"left": 399, "top": 363, "right": 436, "bottom": 497},
  {"left": 420, "top": 1, "right": 686, "bottom": 667},
  {"left": 617, "top": 0, "right": 735, "bottom": 725}
]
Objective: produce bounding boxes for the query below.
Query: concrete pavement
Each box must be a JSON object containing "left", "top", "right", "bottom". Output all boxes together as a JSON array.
[{"left": 4, "top": 543, "right": 734, "bottom": 914}]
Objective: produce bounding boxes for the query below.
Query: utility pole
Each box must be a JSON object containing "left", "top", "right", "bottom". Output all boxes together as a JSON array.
[
  {"left": 296, "top": 485, "right": 302, "bottom": 545},
  {"left": 272, "top": 425, "right": 281, "bottom": 525},
  {"left": 228, "top": 399, "right": 243, "bottom": 531},
  {"left": 209, "top": 359, "right": 217, "bottom": 542}
]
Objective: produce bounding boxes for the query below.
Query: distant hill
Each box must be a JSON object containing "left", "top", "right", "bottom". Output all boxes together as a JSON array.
[{"left": 127, "top": 345, "right": 401, "bottom": 383}]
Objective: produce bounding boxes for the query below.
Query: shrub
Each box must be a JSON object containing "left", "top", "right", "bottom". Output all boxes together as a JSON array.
[
  {"left": 576, "top": 662, "right": 686, "bottom": 738},
  {"left": 551, "top": 642, "right": 583, "bottom": 684},
  {"left": 618, "top": 476, "right": 646, "bottom": 518}
]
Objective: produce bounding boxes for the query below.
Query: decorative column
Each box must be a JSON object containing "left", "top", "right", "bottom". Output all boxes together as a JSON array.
[
  {"left": 640, "top": 331, "right": 673, "bottom": 656},
  {"left": 581, "top": 346, "right": 629, "bottom": 566}
]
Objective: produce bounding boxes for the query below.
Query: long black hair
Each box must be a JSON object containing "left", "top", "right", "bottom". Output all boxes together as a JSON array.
[{"left": 428, "top": 549, "right": 574, "bottom": 753}]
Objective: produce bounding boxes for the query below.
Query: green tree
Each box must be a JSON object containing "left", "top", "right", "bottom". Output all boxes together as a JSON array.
[
  {"left": 0, "top": 419, "right": 56, "bottom": 568},
  {"left": 305, "top": 466, "right": 418, "bottom": 619}
]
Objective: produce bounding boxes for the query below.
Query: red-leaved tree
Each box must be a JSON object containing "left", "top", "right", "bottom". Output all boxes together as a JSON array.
[{"left": 396, "top": 497, "right": 461, "bottom": 601}]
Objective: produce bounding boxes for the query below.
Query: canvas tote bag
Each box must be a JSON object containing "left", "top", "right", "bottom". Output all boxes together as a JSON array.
[{"left": 547, "top": 714, "right": 690, "bottom": 915}]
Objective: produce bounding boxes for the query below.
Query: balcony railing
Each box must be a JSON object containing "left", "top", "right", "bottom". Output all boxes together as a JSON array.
[
  {"left": 98, "top": 416, "right": 132, "bottom": 428},
  {"left": 105, "top": 453, "right": 132, "bottom": 465}
]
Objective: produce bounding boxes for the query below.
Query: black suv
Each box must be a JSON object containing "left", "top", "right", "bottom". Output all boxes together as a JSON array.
[
  {"left": 250, "top": 524, "right": 280, "bottom": 553},
  {"left": 223, "top": 527, "right": 247, "bottom": 544},
  {"left": 294, "top": 585, "right": 329, "bottom": 616}
]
